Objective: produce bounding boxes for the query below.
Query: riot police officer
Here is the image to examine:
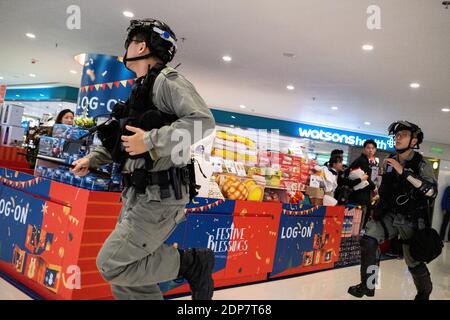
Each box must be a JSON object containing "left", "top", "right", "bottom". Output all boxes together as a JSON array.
[
  {"left": 72, "top": 19, "right": 216, "bottom": 300},
  {"left": 347, "top": 121, "right": 438, "bottom": 300}
]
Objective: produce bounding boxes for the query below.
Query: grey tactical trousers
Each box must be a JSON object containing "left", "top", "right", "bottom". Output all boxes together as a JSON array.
[{"left": 96, "top": 185, "right": 188, "bottom": 300}]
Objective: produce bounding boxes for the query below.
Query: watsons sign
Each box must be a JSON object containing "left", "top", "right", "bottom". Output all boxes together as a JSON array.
[
  {"left": 0, "top": 198, "right": 29, "bottom": 225},
  {"left": 210, "top": 110, "right": 395, "bottom": 151},
  {"left": 298, "top": 126, "right": 394, "bottom": 151}
]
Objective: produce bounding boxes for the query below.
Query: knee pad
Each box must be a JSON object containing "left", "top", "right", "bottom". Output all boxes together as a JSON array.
[
  {"left": 408, "top": 263, "right": 429, "bottom": 276},
  {"left": 360, "top": 235, "right": 378, "bottom": 251}
]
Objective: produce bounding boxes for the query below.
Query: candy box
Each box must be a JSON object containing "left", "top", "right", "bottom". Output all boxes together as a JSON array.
[
  {"left": 52, "top": 124, "right": 89, "bottom": 141},
  {"left": 82, "top": 174, "right": 111, "bottom": 191},
  {"left": 72, "top": 174, "right": 84, "bottom": 187},
  {"left": 52, "top": 167, "right": 67, "bottom": 182},
  {"left": 38, "top": 136, "right": 65, "bottom": 158},
  {"left": 62, "top": 171, "right": 74, "bottom": 185}
]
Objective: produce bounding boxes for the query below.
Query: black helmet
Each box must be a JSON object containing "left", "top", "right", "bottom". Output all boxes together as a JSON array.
[
  {"left": 388, "top": 120, "right": 424, "bottom": 151},
  {"left": 124, "top": 18, "right": 177, "bottom": 65}
]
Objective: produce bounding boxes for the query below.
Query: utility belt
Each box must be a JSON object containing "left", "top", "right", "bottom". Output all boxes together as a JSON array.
[{"left": 122, "top": 166, "right": 191, "bottom": 200}]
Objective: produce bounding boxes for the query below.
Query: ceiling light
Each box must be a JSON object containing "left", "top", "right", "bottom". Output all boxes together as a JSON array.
[
  {"left": 0, "top": 76, "right": 3, "bottom": 80},
  {"left": 331, "top": 106, "right": 339, "bottom": 110},
  {"left": 410, "top": 83, "right": 420, "bottom": 88},
  {"left": 123, "top": 11, "right": 134, "bottom": 18},
  {"left": 442, "top": 108, "right": 450, "bottom": 112},
  {"left": 283, "top": 52, "right": 296, "bottom": 58},
  {"left": 26, "top": 33, "right": 36, "bottom": 39},
  {"left": 231, "top": 116, "right": 236, "bottom": 119},
  {"left": 362, "top": 44, "right": 374, "bottom": 51},
  {"left": 364, "top": 122, "right": 371, "bottom": 125},
  {"left": 240, "top": 105, "right": 246, "bottom": 109},
  {"left": 40, "top": 94, "right": 44, "bottom": 97},
  {"left": 29, "top": 73, "right": 36, "bottom": 77},
  {"left": 16, "top": 95, "right": 20, "bottom": 97},
  {"left": 70, "top": 70, "right": 78, "bottom": 74},
  {"left": 286, "top": 85, "right": 295, "bottom": 90},
  {"left": 59, "top": 103, "right": 63, "bottom": 107},
  {"left": 222, "top": 56, "right": 232, "bottom": 62}
]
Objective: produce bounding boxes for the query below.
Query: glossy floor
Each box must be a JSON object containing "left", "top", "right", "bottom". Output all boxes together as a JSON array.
[{"left": 1, "top": 243, "right": 449, "bottom": 300}]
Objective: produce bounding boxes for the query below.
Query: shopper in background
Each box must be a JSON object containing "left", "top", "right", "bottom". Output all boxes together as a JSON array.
[
  {"left": 72, "top": 19, "right": 216, "bottom": 300},
  {"left": 348, "top": 121, "right": 438, "bottom": 300},
  {"left": 440, "top": 184, "right": 450, "bottom": 242},
  {"left": 55, "top": 109, "right": 74, "bottom": 125},
  {"left": 322, "top": 154, "right": 344, "bottom": 195},
  {"left": 345, "top": 140, "right": 377, "bottom": 227}
]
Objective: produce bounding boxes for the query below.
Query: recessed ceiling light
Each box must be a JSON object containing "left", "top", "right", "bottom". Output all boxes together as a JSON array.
[
  {"left": 240, "top": 105, "right": 246, "bottom": 109},
  {"left": 331, "top": 106, "right": 339, "bottom": 110},
  {"left": 29, "top": 73, "right": 36, "bottom": 77},
  {"left": 123, "top": 11, "right": 134, "bottom": 18},
  {"left": 364, "top": 122, "right": 371, "bottom": 125},
  {"left": 410, "top": 83, "right": 420, "bottom": 88},
  {"left": 442, "top": 108, "right": 450, "bottom": 112},
  {"left": 231, "top": 116, "right": 236, "bottom": 119},
  {"left": 26, "top": 33, "right": 36, "bottom": 39},
  {"left": 222, "top": 56, "right": 232, "bottom": 62},
  {"left": 70, "top": 70, "right": 78, "bottom": 74},
  {"left": 362, "top": 44, "right": 374, "bottom": 51},
  {"left": 286, "top": 85, "right": 295, "bottom": 90},
  {"left": 283, "top": 52, "right": 296, "bottom": 58}
]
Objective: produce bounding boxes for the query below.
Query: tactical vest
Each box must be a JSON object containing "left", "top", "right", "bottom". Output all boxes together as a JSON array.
[
  {"left": 99, "top": 64, "right": 178, "bottom": 169},
  {"left": 380, "top": 152, "right": 429, "bottom": 220}
]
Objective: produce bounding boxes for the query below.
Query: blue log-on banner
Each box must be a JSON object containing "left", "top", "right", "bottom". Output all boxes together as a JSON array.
[{"left": 76, "top": 54, "right": 136, "bottom": 118}]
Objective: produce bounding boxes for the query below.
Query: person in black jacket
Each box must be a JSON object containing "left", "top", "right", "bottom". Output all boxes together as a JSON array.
[{"left": 346, "top": 140, "right": 377, "bottom": 207}]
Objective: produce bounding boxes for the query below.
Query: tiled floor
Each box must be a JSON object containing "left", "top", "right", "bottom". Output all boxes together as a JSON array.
[{"left": 1, "top": 243, "right": 449, "bottom": 300}]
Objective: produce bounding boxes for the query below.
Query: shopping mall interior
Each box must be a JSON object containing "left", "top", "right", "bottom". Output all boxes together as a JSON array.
[{"left": 0, "top": 0, "right": 449, "bottom": 301}]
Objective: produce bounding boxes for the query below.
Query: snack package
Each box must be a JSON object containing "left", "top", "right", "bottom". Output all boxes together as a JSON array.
[
  {"left": 52, "top": 124, "right": 89, "bottom": 141},
  {"left": 348, "top": 168, "right": 370, "bottom": 190},
  {"left": 38, "top": 136, "right": 65, "bottom": 158}
]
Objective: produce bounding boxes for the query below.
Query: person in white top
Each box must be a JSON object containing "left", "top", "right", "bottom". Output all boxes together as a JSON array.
[{"left": 323, "top": 154, "right": 344, "bottom": 193}]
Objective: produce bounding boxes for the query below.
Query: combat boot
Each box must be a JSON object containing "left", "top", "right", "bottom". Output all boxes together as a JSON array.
[
  {"left": 178, "top": 248, "right": 215, "bottom": 300},
  {"left": 348, "top": 235, "right": 379, "bottom": 298},
  {"left": 409, "top": 263, "right": 432, "bottom": 300},
  {"left": 348, "top": 283, "right": 375, "bottom": 298}
]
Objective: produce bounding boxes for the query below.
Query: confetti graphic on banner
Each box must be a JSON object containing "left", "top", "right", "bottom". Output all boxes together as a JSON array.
[{"left": 76, "top": 53, "right": 136, "bottom": 118}]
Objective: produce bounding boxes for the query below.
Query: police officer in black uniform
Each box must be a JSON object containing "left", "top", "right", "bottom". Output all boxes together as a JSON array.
[
  {"left": 72, "top": 19, "right": 216, "bottom": 300},
  {"left": 347, "top": 121, "right": 438, "bottom": 300}
]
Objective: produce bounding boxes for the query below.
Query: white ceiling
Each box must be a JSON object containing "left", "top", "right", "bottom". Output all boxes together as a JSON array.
[{"left": 0, "top": 0, "right": 449, "bottom": 143}]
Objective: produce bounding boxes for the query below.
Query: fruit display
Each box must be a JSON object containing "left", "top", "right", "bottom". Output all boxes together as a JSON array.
[
  {"left": 215, "top": 174, "right": 264, "bottom": 201},
  {"left": 74, "top": 116, "right": 96, "bottom": 128},
  {"left": 208, "top": 126, "right": 325, "bottom": 203},
  {"left": 212, "top": 130, "right": 258, "bottom": 166}
]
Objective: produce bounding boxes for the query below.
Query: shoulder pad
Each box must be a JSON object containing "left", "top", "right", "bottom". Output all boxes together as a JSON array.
[{"left": 159, "top": 66, "right": 178, "bottom": 78}]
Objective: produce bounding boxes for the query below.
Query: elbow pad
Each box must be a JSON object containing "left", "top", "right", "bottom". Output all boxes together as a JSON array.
[{"left": 402, "top": 170, "right": 437, "bottom": 199}]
